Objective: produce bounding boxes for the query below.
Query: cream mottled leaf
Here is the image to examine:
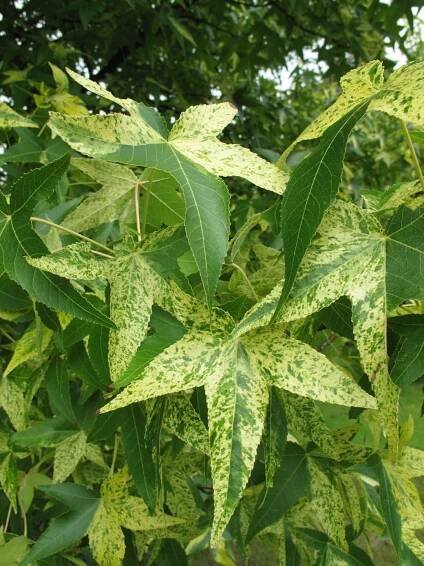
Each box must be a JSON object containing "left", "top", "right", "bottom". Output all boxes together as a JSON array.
[
  {"left": 279, "top": 61, "right": 384, "bottom": 162},
  {"left": 27, "top": 242, "right": 107, "bottom": 281},
  {"left": 66, "top": 68, "right": 166, "bottom": 141},
  {"left": 101, "top": 331, "right": 220, "bottom": 412},
  {"left": 88, "top": 500, "right": 124, "bottom": 566},
  {"left": 169, "top": 103, "right": 287, "bottom": 194},
  {"left": 370, "top": 61, "right": 424, "bottom": 127},
  {"left": 108, "top": 254, "right": 158, "bottom": 381},
  {"left": 4, "top": 322, "right": 52, "bottom": 376},
  {"left": 205, "top": 340, "right": 268, "bottom": 545},
  {"left": 89, "top": 468, "right": 184, "bottom": 566},
  {"left": 235, "top": 201, "right": 400, "bottom": 452},
  {"left": 308, "top": 460, "right": 348, "bottom": 550},
  {"left": 385, "top": 460, "right": 424, "bottom": 561},
  {"left": 245, "top": 327, "right": 376, "bottom": 408},
  {"left": 0, "top": 102, "right": 38, "bottom": 129},
  {"left": 49, "top": 110, "right": 230, "bottom": 306},
  {"left": 280, "top": 60, "right": 424, "bottom": 164},
  {"left": 169, "top": 102, "right": 237, "bottom": 138},
  {"left": 282, "top": 391, "right": 365, "bottom": 462},
  {"left": 164, "top": 393, "right": 209, "bottom": 454},
  {"left": 0, "top": 453, "right": 17, "bottom": 511},
  {"left": 53, "top": 431, "right": 87, "bottom": 483},
  {"left": 63, "top": 158, "right": 137, "bottom": 232},
  {"left": 0, "top": 377, "right": 27, "bottom": 431}
]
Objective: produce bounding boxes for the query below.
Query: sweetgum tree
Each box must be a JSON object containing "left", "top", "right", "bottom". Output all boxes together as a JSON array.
[{"left": 0, "top": 4, "right": 423, "bottom": 565}]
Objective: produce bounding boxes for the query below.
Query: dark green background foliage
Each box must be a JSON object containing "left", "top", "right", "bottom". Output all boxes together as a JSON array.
[{"left": 0, "top": 1, "right": 423, "bottom": 565}]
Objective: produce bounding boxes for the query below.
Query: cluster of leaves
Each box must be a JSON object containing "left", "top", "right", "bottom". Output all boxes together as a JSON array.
[{"left": 0, "top": 59, "right": 423, "bottom": 566}]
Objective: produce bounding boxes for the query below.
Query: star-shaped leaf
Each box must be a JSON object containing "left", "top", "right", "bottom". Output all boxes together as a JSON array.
[
  {"left": 100, "top": 287, "right": 375, "bottom": 545},
  {"left": 28, "top": 227, "right": 231, "bottom": 380},
  {"left": 48, "top": 69, "right": 287, "bottom": 305},
  {"left": 237, "top": 199, "right": 424, "bottom": 455}
]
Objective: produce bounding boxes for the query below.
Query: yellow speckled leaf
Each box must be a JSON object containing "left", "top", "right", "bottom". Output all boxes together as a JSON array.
[
  {"left": 308, "top": 460, "right": 348, "bottom": 550},
  {"left": 206, "top": 340, "right": 268, "bottom": 546},
  {"left": 89, "top": 500, "right": 124, "bottom": 566},
  {"left": 53, "top": 431, "right": 87, "bottom": 482},
  {"left": 4, "top": 322, "right": 52, "bottom": 376},
  {"left": 169, "top": 103, "right": 288, "bottom": 194},
  {"left": 0, "top": 377, "right": 27, "bottom": 431},
  {"left": 370, "top": 61, "right": 424, "bottom": 127},
  {"left": 0, "top": 102, "right": 38, "bottom": 129},
  {"left": 245, "top": 327, "right": 376, "bottom": 409},
  {"left": 63, "top": 158, "right": 137, "bottom": 232},
  {"left": 101, "top": 331, "right": 220, "bottom": 412},
  {"left": 279, "top": 61, "right": 384, "bottom": 161},
  {"left": 28, "top": 242, "right": 108, "bottom": 281},
  {"left": 66, "top": 68, "right": 165, "bottom": 143}
]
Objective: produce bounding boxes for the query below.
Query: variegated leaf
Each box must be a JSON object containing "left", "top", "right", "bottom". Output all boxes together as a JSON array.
[
  {"left": 205, "top": 340, "right": 268, "bottom": 545},
  {"left": 0, "top": 376, "right": 27, "bottom": 431},
  {"left": 4, "top": 322, "right": 52, "bottom": 376},
  {"left": 308, "top": 460, "right": 348, "bottom": 550},
  {"left": 27, "top": 242, "right": 108, "bottom": 281},
  {"left": 0, "top": 102, "right": 38, "bottom": 129},
  {"left": 169, "top": 103, "right": 287, "bottom": 194},
  {"left": 100, "top": 331, "right": 220, "bottom": 412},
  {"left": 53, "top": 431, "right": 87, "bottom": 482},
  {"left": 245, "top": 327, "right": 376, "bottom": 408},
  {"left": 164, "top": 393, "right": 209, "bottom": 454}
]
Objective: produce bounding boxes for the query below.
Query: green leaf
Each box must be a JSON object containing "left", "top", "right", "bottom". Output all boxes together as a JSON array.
[
  {"left": 390, "top": 315, "right": 424, "bottom": 386},
  {"left": 121, "top": 403, "right": 157, "bottom": 512},
  {"left": 246, "top": 443, "right": 309, "bottom": 541},
  {"left": 386, "top": 205, "right": 424, "bottom": 309},
  {"left": 0, "top": 156, "right": 114, "bottom": 328},
  {"left": 369, "top": 454, "right": 403, "bottom": 562},
  {"left": 45, "top": 355, "right": 76, "bottom": 424},
  {"left": 0, "top": 536, "right": 30, "bottom": 566},
  {"left": 22, "top": 484, "right": 99, "bottom": 564},
  {"left": 274, "top": 103, "right": 368, "bottom": 318},
  {"left": 12, "top": 417, "right": 78, "bottom": 447}
]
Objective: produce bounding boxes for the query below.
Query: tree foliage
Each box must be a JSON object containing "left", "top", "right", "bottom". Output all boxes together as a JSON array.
[{"left": 0, "top": 2, "right": 423, "bottom": 565}]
